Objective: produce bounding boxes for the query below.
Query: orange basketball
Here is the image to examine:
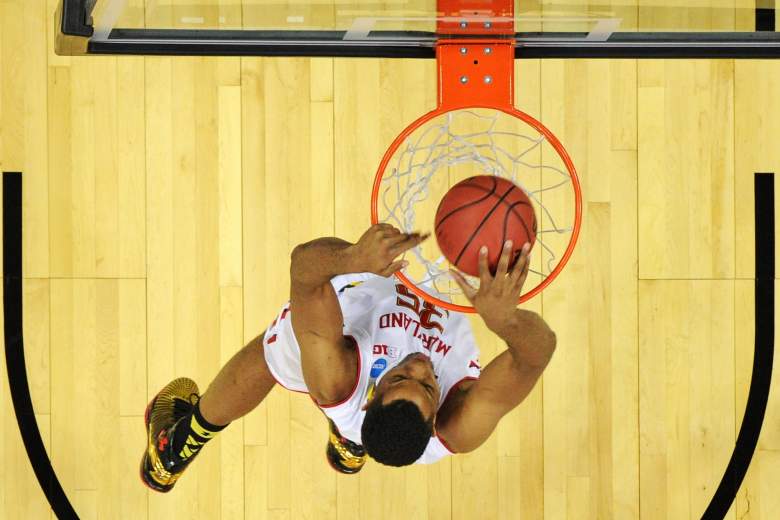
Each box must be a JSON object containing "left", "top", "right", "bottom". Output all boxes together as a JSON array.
[{"left": 434, "top": 176, "right": 536, "bottom": 277}]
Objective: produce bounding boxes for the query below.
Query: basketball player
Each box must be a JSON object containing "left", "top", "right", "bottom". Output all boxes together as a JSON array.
[{"left": 140, "top": 224, "right": 556, "bottom": 492}]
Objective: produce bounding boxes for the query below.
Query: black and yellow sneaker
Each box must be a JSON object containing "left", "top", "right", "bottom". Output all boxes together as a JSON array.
[
  {"left": 325, "top": 418, "right": 367, "bottom": 474},
  {"left": 140, "top": 377, "right": 201, "bottom": 493}
]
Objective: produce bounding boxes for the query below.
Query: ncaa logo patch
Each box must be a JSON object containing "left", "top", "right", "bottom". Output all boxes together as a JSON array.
[{"left": 370, "top": 358, "right": 388, "bottom": 379}]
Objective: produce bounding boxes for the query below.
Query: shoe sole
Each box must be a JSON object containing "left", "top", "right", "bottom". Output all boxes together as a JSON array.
[{"left": 139, "top": 394, "right": 173, "bottom": 493}]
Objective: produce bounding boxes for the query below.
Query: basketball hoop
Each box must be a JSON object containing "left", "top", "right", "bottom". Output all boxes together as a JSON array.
[{"left": 371, "top": 33, "right": 582, "bottom": 314}]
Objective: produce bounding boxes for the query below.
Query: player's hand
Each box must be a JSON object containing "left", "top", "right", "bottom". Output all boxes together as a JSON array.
[
  {"left": 450, "top": 240, "right": 531, "bottom": 333},
  {"left": 349, "top": 224, "right": 429, "bottom": 277}
]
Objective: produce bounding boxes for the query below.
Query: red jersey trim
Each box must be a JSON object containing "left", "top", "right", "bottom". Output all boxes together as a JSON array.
[
  {"left": 265, "top": 333, "right": 363, "bottom": 408},
  {"left": 317, "top": 334, "right": 363, "bottom": 409},
  {"left": 436, "top": 376, "right": 479, "bottom": 454},
  {"left": 262, "top": 330, "right": 319, "bottom": 396}
]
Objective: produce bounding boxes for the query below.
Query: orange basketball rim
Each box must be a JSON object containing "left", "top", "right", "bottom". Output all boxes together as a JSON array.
[{"left": 370, "top": 0, "right": 583, "bottom": 313}]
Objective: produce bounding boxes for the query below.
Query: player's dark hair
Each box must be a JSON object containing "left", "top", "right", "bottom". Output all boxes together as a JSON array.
[{"left": 361, "top": 397, "right": 434, "bottom": 467}]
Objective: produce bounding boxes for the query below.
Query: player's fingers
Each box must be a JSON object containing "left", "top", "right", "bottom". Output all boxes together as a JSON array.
[
  {"left": 416, "top": 232, "right": 431, "bottom": 245},
  {"left": 386, "top": 230, "right": 419, "bottom": 244},
  {"left": 380, "top": 259, "right": 409, "bottom": 277},
  {"left": 510, "top": 242, "right": 531, "bottom": 278},
  {"left": 496, "top": 240, "right": 513, "bottom": 276},
  {"left": 477, "top": 246, "right": 492, "bottom": 287},
  {"left": 373, "top": 223, "right": 395, "bottom": 235},
  {"left": 449, "top": 269, "right": 477, "bottom": 302},
  {"left": 511, "top": 243, "right": 532, "bottom": 290},
  {"left": 514, "top": 265, "right": 530, "bottom": 295},
  {"left": 392, "top": 232, "right": 429, "bottom": 254},
  {"left": 387, "top": 234, "right": 418, "bottom": 255},
  {"left": 382, "top": 226, "right": 403, "bottom": 238}
]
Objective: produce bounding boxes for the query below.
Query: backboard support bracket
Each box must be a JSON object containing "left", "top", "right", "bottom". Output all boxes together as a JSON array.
[
  {"left": 436, "top": 0, "right": 515, "bottom": 110},
  {"left": 437, "top": 40, "right": 515, "bottom": 110}
]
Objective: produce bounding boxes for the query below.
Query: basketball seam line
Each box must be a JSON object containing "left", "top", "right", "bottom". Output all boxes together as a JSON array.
[
  {"left": 454, "top": 184, "right": 518, "bottom": 267},
  {"left": 502, "top": 199, "right": 533, "bottom": 264},
  {"left": 438, "top": 179, "right": 535, "bottom": 231},
  {"left": 435, "top": 177, "right": 498, "bottom": 231}
]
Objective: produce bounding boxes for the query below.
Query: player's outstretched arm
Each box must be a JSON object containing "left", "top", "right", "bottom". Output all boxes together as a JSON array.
[
  {"left": 439, "top": 241, "right": 556, "bottom": 453},
  {"left": 290, "top": 224, "right": 427, "bottom": 404}
]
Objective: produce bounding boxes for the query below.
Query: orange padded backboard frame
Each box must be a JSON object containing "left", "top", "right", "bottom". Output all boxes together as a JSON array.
[
  {"left": 437, "top": 40, "right": 514, "bottom": 111},
  {"left": 436, "top": 0, "right": 515, "bottom": 110}
]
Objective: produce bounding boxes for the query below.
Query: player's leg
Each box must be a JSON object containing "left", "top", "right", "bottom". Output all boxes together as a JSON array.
[
  {"left": 141, "top": 332, "right": 275, "bottom": 492},
  {"left": 198, "top": 332, "right": 276, "bottom": 425}
]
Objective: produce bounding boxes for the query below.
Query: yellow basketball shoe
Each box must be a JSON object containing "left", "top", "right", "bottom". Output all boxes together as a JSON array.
[
  {"left": 140, "top": 377, "right": 201, "bottom": 492},
  {"left": 325, "top": 418, "right": 367, "bottom": 474}
]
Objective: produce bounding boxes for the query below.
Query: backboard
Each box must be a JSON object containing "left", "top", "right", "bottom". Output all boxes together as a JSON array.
[{"left": 57, "top": 0, "right": 780, "bottom": 58}]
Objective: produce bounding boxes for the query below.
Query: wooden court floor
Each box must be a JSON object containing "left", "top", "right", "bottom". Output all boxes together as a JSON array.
[{"left": 2, "top": 2, "right": 780, "bottom": 519}]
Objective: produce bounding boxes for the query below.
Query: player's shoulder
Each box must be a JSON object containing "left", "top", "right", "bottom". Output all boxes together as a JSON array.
[{"left": 435, "top": 377, "right": 478, "bottom": 424}]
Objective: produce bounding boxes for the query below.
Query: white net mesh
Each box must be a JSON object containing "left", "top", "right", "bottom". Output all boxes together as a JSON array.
[{"left": 375, "top": 108, "right": 579, "bottom": 309}]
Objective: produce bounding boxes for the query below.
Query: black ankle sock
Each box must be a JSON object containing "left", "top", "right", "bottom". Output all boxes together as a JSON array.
[
  {"left": 171, "top": 400, "right": 229, "bottom": 458},
  {"left": 193, "top": 400, "right": 229, "bottom": 432}
]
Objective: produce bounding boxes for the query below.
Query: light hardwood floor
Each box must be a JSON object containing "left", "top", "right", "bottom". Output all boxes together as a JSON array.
[{"left": 1, "top": 0, "right": 780, "bottom": 518}]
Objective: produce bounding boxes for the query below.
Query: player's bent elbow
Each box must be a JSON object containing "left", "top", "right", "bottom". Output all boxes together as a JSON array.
[
  {"left": 435, "top": 427, "right": 477, "bottom": 455},
  {"left": 542, "top": 331, "right": 557, "bottom": 365},
  {"left": 290, "top": 243, "right": 313, "bottom": 283},
  {"left": 528, "top": 331, "right": 556, "bottom": 369},
  {"left": 290, "top": 243, "right": 307, "bottom": 268}
]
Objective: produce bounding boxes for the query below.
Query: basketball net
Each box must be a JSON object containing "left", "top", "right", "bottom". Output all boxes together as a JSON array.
[{"left": 374, "top": 107, "right": 580, "bottom": 311}]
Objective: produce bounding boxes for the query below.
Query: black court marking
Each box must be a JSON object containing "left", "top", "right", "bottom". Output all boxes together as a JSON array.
[
  {"left": 3, "top": 172, "right": 79, "bottom": 519},
  {"left": 756, "top": 3, "right": 776, "bottom": 32},
  {"left": 702, "top": 173, "right": 775, "bottom": 519}
]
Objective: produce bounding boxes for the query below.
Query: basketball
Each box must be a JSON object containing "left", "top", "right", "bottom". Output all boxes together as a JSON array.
[{"left": 434, "top": 176, "right": 537, "bottom": 277}]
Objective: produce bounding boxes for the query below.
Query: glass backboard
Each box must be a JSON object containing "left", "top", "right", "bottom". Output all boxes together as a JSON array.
[{"left": 57, "top": 0, "right": 780, "bottom": 57}]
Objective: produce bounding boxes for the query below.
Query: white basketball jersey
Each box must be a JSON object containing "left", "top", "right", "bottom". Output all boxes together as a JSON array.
[{"left": 262, "top": 273, "right": 482, "bottom": 464}]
